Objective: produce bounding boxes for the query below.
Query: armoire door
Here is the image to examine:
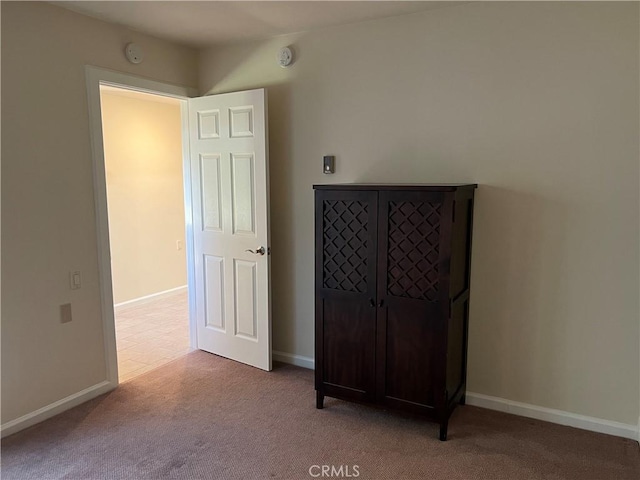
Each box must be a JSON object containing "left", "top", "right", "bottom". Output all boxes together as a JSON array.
[
  {"left": 315, "top": 190, "right": 378, "bottom": 403},
  {"left": 375, "top": 190, "right": 450, "bottom": 413}
]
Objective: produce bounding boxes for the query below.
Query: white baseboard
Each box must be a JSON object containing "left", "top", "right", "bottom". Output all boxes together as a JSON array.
[
  {"left": 1, "top": 380, "right": 116, "bottom": 438},
  {"left": 114, "top": 285, "right": 187, "bottom": 308},
  {"left": 273, "top": 350, "right": 315, "bottom": 370},
  {"left": 263, "top": 351, "right": 640, "bottom": 442},
  {"left": 466, "top": 392, "right": 639, "bottom": 441}
]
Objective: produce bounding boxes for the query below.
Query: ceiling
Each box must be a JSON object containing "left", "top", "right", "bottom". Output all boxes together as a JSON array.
[{"left": 52, "top": 1, "right": 458, "bottom": 48}]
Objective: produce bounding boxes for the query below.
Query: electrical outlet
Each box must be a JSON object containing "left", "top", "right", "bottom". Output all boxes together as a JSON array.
[
  {"left": 176, "top": 240, "right": 183, "bottom": 251},
  {"left": 60, "top": 303, "right": 72, "bottom": 323}
]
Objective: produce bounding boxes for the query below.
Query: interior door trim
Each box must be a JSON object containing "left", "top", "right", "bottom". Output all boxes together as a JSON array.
[{"left": 85, "top": 66, "right": 198, "bottom": 386}]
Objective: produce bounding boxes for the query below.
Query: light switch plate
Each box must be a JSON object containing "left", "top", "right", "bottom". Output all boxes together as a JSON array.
[
  {"left": 323, "top": 155, "right": 335, "bottom": 174},
  {"left": 70, "top": 271, "right": 81, "bottom": 290}
]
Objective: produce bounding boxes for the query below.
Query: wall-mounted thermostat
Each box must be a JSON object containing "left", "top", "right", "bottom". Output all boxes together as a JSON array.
[
  {"left": 323, "top": 155, "right": 335, "bottom": 174},
  {"left": 125, "top": 43, "right": 144, "bottom": 64},
  {"left": 277, "top": 46, "right": 294, "bottom": 68}
]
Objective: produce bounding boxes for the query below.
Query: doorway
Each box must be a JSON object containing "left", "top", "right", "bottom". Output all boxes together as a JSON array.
[
  {"left": 86, "top": 67, "right": 272, "bottom": 382},
  {"left": 99, "top": 85, "right": 191, "bottom": 382},
  {"left": 85, "top": 66, "right": 198, "bottom": 386}
]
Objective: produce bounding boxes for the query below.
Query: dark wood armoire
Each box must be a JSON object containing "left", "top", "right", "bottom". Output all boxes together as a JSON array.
[{"left": 314, "top": 184, "right": 476, "bottom": 441}]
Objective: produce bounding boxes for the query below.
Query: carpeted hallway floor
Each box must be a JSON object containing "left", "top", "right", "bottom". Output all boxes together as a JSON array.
[{"left": 2, "top": 351, "right": 639, "bottom": 480}]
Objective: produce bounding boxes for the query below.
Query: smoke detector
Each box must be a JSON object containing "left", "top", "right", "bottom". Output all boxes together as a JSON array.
[
  {"left": 125, "top": 43, "right": 144, "bottom": 64},
  {"left": 277, "top": 46, "right": 294, "bottom": 68}
]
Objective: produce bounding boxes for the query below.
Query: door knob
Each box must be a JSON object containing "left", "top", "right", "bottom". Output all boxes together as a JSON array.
[{"left": 245, "top": 246, "right": 266, "bottom": 255}]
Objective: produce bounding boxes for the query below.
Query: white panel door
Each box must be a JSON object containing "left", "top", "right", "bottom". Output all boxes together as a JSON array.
[{"left": 189, "top": 89, "right": 271, "bottom": 371}]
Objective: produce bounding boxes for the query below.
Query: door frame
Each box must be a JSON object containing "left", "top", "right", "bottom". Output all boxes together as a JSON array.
[{"left": 85, "top": 66, "right": 198, "bottom": 385}]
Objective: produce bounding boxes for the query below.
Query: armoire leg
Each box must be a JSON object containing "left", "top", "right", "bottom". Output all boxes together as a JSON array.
[
  {"left": 459, "top": 394, "right": 466, "bottom": 405},
  {"left": 439, "top": 422, "right": 448, "bottom": 441},
  {"left": 316, "top": 390, "right": 324, "bottom": 409}
]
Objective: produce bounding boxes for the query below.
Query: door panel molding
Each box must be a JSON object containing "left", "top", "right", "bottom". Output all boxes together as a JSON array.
[{"left": 189, "top": 89, "right": 271, "bottom": 371}]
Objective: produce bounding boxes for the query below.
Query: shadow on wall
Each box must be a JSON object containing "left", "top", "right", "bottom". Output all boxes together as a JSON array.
[
  {"left": 264, "top": 83, "right": 299, "bottom": 353},
  {"left": 467, "top": 185, "right": 571, "bottom": 406}
]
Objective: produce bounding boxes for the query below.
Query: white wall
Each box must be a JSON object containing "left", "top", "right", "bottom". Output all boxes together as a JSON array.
[
  {"left": 1, "top": 2, "right": 197, "bottom": 425},
  {"left": 199, "top": 2, "right": 639, "bottom": 425},
  {"left": 100, "top": 89, "right": 186, "bottom": 304}
]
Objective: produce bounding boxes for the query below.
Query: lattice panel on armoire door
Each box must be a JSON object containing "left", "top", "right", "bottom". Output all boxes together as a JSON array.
[
  {"left": 387, "top": 201, "right": 441, "bottom": 301},
  {"left": 322, "top": 200, "right": 369, "bottom": 293}
]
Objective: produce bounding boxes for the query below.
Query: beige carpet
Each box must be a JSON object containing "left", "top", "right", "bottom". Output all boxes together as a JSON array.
[
  {"left": 115, "top": 289, "right": 191, "bottom": 382},
  {"left": 2, "top": 351, "right": 639, "bottom": 480}
]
